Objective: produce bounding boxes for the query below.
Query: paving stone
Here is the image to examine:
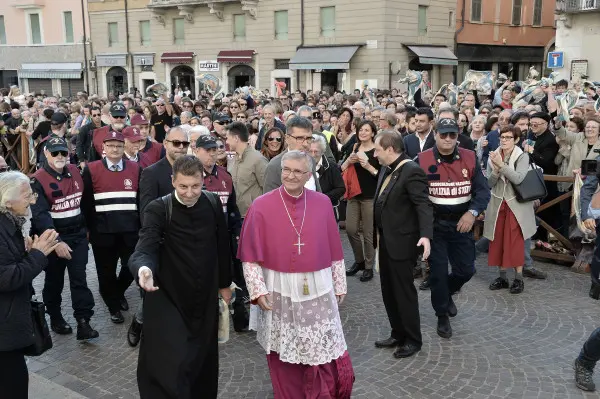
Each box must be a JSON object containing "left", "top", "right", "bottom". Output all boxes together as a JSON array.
[{"left": 27, "top": 234, "right": 600, "bottom": 398}]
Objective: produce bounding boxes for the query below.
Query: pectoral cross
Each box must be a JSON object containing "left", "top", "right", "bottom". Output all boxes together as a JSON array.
[{"left": 294, "top": 236, "right": 305, "bottom": 255}]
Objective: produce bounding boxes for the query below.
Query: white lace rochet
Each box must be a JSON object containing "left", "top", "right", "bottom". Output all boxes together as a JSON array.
[{"left": 243, "top": 260, "right": 347, "bottom": 366}]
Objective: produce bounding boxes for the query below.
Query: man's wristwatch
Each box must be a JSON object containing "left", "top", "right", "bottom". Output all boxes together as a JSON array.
[{"left": 469, "top": 210, "right": 479, "bottom": 218}]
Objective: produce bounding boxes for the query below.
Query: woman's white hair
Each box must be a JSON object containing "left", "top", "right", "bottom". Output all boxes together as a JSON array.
[
  {"left": 189, "top": 125, "right": 210, "bottom": 136},
  {"left": 311, "top": 134, "right": 327, "bottom": 155},
  {"left": 0, "top": 171, "right": 30, "bottom": 213}
]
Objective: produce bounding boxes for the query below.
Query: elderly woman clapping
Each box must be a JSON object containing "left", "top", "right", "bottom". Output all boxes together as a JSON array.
[
  {"left": 0, "top": 171, "right": 60, "bottom": 398},
  {"left": 484, "top": 126, "right": 536, "bottom": 295}
]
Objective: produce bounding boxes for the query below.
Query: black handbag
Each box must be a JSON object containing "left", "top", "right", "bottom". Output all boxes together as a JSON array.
[
  {"left": 511, "top": 155, "right": 547, "bottom": 203},
  {"left": 23, "top": 299, "right": 53, "bottom": 357}
]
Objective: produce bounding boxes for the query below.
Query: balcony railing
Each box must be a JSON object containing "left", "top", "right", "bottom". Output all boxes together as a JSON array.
[
  {"left": 148, "top": 0, "right": 236, "bottom": 7},
  {"left": 556, "top": 0, "right": 600, "bottom": 12}
]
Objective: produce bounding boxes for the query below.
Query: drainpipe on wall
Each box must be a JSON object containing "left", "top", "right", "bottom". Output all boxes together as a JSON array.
[
  {"left": 125, "top": 0, "right": 133, "bottom": 95},
  {"left": 80, "top": 0, "right": 90, "bottom": 94},
  {"left": 296, "top": 0, "right": 305, "bottom": 91},
  {"left": 453, "top": 0, "right": 466, "bottom": 83}
]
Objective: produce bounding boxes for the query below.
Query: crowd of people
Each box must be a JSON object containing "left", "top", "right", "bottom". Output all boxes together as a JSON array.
[{"left": 1, "top": 73, "right": 600, "bottom": 397}]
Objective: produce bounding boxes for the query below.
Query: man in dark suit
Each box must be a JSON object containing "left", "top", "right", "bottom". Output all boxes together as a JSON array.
[
  {"left": 127, "top": 126, "right": 190, "bottom": 347},
  {"left": 403, "top": 107, "right": 435, "bottom": 158},
  {"left": 372, "top": 130, "right": 434, "bottom": 358}
]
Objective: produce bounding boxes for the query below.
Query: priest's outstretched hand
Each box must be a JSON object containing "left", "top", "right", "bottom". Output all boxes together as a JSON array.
[
  {"left": 257, "top": 294, "right": 273, "bottom": 311},
  {"left": 138, "top": 267, "right": 159, "bottom": 292}
]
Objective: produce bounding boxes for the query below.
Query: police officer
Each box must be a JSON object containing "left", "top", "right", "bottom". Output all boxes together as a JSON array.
[
  {"left": 194, "top": 134, "right": 248, "bottom": 332},
  {"left": 417, "top": 118, "right": 490, "bottom": 339},
  {"left": 30, "top": 137, "right": 98, "bottom": 340},
  {"left": 130, "top": 113, "right": 165, "bottom": 166},
  {"left": 81, "top": 130, "right": 142, "bottom": 324},
  {"left": 36, "top": 112, "right": 69, "bottom": 169}
]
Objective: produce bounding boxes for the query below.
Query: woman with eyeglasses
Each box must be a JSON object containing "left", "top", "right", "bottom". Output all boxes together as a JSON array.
[
  {"left": 341, "top": 120, "right": 380, "bottom": 282},
  {"left": 0, "top": 171, "right": 60, "bottom": 399},
  {"left": 260, "top": 127, "right": 285, "bottom": 161},
  {"left": 214, "top": 138, "right": 228, "bottom": 167},
  {"left": 484, "top": 125, "right": 536, "bottom": 294}
]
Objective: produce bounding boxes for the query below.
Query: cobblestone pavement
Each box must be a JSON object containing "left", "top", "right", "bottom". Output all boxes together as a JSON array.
[{"left": 29, "top": 234, "right": 600, "bottom": 399}]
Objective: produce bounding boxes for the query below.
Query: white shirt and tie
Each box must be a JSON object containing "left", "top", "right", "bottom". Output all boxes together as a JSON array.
[{"left": 106, "top": 159, "right": 124, "bottom": 172}]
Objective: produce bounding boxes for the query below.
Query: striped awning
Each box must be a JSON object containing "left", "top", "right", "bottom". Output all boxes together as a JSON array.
[
  {"left": 160, "top": 52, "right": 194, "bottom": 64},
  {"left": 19, "top": 63, "right": 82, "bottom": 79},
  {"left": 217, "top": 50, "right": 255, "bottom": 63}
]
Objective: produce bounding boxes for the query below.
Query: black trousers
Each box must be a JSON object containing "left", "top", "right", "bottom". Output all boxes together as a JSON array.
[
  {"left": 378, "top": 233, "right": 422, "bottom": 347},
  {"left": 42, "top": 237, "right": 95, "bottom": 320},
  {"left": 0, "top": 349, "right": 28, "bottom": 399},
  {"left": 91, "top": 233, "right": 136, "bottom": 314}
]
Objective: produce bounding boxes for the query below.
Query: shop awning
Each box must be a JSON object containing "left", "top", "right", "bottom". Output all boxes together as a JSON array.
[
  {"left": 217, "top": 50, "right": 255, "bottom": 63},
  {"left": 405, "top": 45, "right": 458, "bottom": 66},
  {"left": 160, "top": 52, "right": 194, "bottom": 64},
  {"left": 289, "top": 46, "right": 359, "bottom": 70},
  {"left": 19, "top": 63, "right": 82, "bottom": 79}
]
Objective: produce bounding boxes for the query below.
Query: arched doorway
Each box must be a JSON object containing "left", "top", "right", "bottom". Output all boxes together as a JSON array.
[
  {"left": 106, "top": 67, "right": 128, "bottom": 97},
  {"left": 228, "top": 65, "right": 255, "bottom": 92},
  {"left": 170, "top": 65, "right": 195, "bottom": 99}
]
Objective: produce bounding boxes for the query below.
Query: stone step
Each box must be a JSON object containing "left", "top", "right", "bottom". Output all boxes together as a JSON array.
[{"left": 29, "top": 372, "right": 87, "bottom": 399}]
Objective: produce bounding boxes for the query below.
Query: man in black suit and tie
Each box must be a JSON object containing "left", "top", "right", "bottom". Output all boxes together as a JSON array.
[
  {"left": 127, "top": 126, "right": 190, "bottom": 347},
  {"left": 403, "top": 107, "right": 435, "bottom": 158},
  {"left": 372, "top": 130, "right": 434, "bottom": 358}
]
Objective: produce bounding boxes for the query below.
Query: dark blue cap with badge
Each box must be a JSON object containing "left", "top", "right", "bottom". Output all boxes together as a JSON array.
[
  {"left": 51, "top": 112, "right": 68, "bottom": 125},
  {"left": 109, "top": 103, "right": 127, "bottom": 117},
  {"left": 436, "top": 118, "right": 459, "bottom": 134},
  {"left": 196, "top": 135, "right": 218, "bottom": 149},
  {"left": 45, "top": 137, "right": 69, "bottom": 152},
  {"left": 213, "top": 113, "right": 232, "bottom": 124}
]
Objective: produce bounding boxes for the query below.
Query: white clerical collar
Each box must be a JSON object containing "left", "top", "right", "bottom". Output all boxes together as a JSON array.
[
  {"left": 174, "top": 191, "right": 198, "bottom": 208},
  {"left": 282, "top": 186, "right": 304, "bottom": 199}
]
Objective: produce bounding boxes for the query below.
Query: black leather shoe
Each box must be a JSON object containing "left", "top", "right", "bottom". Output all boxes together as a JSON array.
[
  {"left": 110, "top": 311, "right": 125, "bottom": 324},
  {"left": 419, "top": 278, "right": 430, "bottom": 290},
  {"left": 127, "top": 318, "right": 143, "bottom": 347},
  {"left": 489, "top": 277, "right": 509, "bottom": 290},
  {"left": 523, "top": 267, "right": 547, "bottom": 280},
  {"left": 359, "top": 269, "right": 374, "bottom": 282},
  {"left": 510, "top": 279, "right": 524, "bottom": 294},
  {"left": 393, "top": 343, "right": 421, "bottom": 358},
  {"left": 590, "top": 281, "right": 600, "bottom": 300},
  {"left": 76, "top": 319, "right": 99, "bottom": 341},
  {"left": 437, "top": 316, "right": 452, "bottom": 339},
  {"left": 448, "top": 296, "right": 457, "bottom": 318},
  {"left": 120, "top": 298, "right": 129, "bottom": 311},
  {"left": 375, "top": 337, "right": 399, "bottom": 348},
  {"left": 346, "top": 261, "right": 365, "bottom": 276},
  {"left": 50, "top": 315, "right": 73, "bottom": 335}
]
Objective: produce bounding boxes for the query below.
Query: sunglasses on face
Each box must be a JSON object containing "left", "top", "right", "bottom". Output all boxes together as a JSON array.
[
  {"left": 439, "top": 132, "right": 458, "bottom": 139},
  {"left": 239, "top": 103, "right": 247, "bottom": 106},
  {"left": 0, "top": 166, "right": 10, "bottom": 172},
  {"left": 113, "top": 116, "right": 126, "bottom": 119},
  {"left": 230, "top": 105, "right": 239, "bottom": 109},
  {"left": 50, "top": 150, "right": 69, "bottom": 157},
  {"left": 166, "top": 139, "right": 190, "bottom": 148},
  {"left": 217, "top": 144, "right": 225, "bottom": 149},
  {"left": 267, "top": 136, "right": 282, "bottom": 142},
  {"left": 183, "top": 105, "right": 192, "bottom": 108},
  {"left": 92, "top": 114, "right": 101, "bottom": 117},
  {"left": 237, "top": 116, "right": 246, "bottom": 119}
]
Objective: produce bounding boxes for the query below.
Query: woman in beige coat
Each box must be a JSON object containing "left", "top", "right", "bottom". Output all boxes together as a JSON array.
[
  {"left": 484, "top": 126, "right": 537, "bottom": 294},
  {"left": 555, "top": 117, "right": 600, "bottom": 180}
]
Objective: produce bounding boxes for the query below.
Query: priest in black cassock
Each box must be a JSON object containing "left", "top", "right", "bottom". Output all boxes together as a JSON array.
[{"left": 129, "top": 155, "right": 232, "bottom": 399}]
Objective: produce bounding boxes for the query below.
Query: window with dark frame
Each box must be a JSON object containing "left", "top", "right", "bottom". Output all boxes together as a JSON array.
[
  {"left": 512, "top": 0, "right": 522, "bottom": 25},
  {"left": 274, "top": 59, "right": 290, "bottom": 70},
  {"left": 533, "top": 0, "right": 543, "bottom": 26},
  {"left": 471, "top": 0, "right": 482, "bottom": 22}
]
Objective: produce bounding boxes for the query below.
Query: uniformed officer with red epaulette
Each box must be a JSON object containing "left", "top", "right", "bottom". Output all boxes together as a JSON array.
[
  {"left": 416, "top": 118, "right": 490, "bottom": 340},
  {"left": 122, "top": 126, "right": 152, "bottom": 168},
  {"left": 194, "top": 135, "right": 248, "bottom": 332},
  {"left": 88, "top": 103, "right": 129, "bottom": 162},
  {"left": 30, "top": 137, "right": 99, "bottom": 340},
  {"left": 130, "top": 113, "right": 165, "bottom": 166},
  {"left": 81, "top": 130, "right": 142, "bottom": 324}
]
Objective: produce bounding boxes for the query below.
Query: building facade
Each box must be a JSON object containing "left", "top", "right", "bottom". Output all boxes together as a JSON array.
[
  {"left": 0, "top": 0, "right": 91, "bottom": 96},
  {"left": 455, "top": 0, "right": 556, "bottom": 82},
  {"left": 554, "top": 0, "right": 600, "bottom": 81},
  {"left": 87, "top": 0, "right": 458, "bottom": 97}
]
